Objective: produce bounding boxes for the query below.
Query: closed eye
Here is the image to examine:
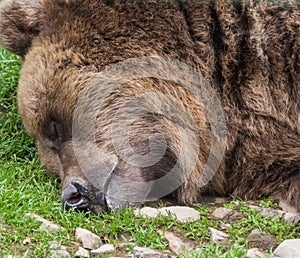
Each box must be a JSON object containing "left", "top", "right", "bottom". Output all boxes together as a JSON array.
[{"left": 44, "top": 120, "right": 63, "bottom": 149}]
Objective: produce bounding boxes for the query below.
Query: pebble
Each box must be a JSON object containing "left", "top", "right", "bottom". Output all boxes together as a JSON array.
[
  {"left": 75, "top": 246, "right": 90, "bottom": 257},
  {"left": 91, "top": 244, "right": 115, "bottom": 255},
  {"left": 272, "top": 239, "right": 300, "bottom": 258},
  {"left": 159, "top": 206, "right": 200, "bottom": 222},
  {"left": 25, "top": 213, "right": 64, "bottom": 232},
  {"left": 49, "top": 249, "right": 71, "bottom": 258},
  {"left": 48, "top": 241, "right": 70, "bottom": 258},
  {"left": 162, "top": 230, "right": 190, "bottom": 255},
  {"left": 208, "top": 227, "right": 229, "bottom": 243},
  {"left": 283, "top": 212, "right": 300, "bottom": 224},
  {"left": 133, "top": 246, "right": 170, "bottom": 258},
  {"left": 219, "top": 223, "right": 232, "bottom": 230},
  {"left": 278, "top": 201, "right": 298, "bottom": 214},
  {"left": 246, "top": 248, "right": 266, "bottom": 258},
  {"left": 135, "top": 206, "right": 200, "bottom": 223},
  {"left": 49, "top": 240, "right": 67, "bottom": 250},
  {"left": 211, "top": 207, "right": 233, "bottom": 220},
  {"left": 134, "top": 207, "right": 158, "bottom": 219},
  {"left": 75, "top": 227, "right": 102, "bottom": 250},
  {"left": 248, "top": 206, "right": 300, "bottom": 224},
  {"left": 247, "top": 228, "right": 276, "bottom": 250}
]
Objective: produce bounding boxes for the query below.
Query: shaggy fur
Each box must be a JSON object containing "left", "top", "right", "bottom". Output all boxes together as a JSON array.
[{"left": 0, "top": 0, "right": 299, "bottom": 212}]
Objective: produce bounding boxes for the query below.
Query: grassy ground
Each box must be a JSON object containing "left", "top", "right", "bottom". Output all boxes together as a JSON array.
[{"left": 0, "top": 47, "right": 299, "bottom": 257}]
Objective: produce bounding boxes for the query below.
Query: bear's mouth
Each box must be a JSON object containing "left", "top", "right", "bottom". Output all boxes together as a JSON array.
[{"left": 67, "top": 192, "right": 84, "bottom": 205}]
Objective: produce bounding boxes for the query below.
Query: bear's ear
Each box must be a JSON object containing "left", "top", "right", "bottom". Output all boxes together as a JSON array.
[{"left": 0, "top": 0, "right": 43, "bottom": 57}]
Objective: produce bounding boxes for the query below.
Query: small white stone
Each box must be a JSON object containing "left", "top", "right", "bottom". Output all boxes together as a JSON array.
[
  {"left": 49, "top": 250, "right": 71, "bottom": 258},
  {"left": 75, "top": 246, "right": 90, "bottom": 257},
  {"left": 283, "top": 213, "right": 300, "bottom": 224},
  {"left": 249, "top": 205, "right": 300, "bottom": 224},
  {"left": 25, "top": 213, "right": 64, "bottom": 232},
  {"left": 248, "top": 206, "right": 286, "bottom": 220},
  {"left": 134, "top": 207, "right": 159, "bottom": 218},
  {"left": 133, "top": 246, "right": 168, "bottom": 258},
  {"left": 246, "top": 248, "right": 266, "bottom": 258},
  {"left": 163, "top": 231, "right": 185, "bottom": 255},
  {"left": 135, "top": 206, "right": 200, "bottom": 222},
  {"left": 279, "top": 201, "right": 298, "bottom": 214},
  {"left": 75, "top": 228, "right": 102, "bottom": 250},
  {"left": 219, "top": 223, "right": 232, "bottom": 230},
  {"left": 272, "top": 239, "right": 300, "bottom": 258},
  {"left": 158, "top": 206, "right": 200, "bottom": 222},
  {"left": 91, "top": 244, "right": 115, "bottom": 255},
  {"left": 211, "top": 207, "right": 233, "bottom": 220},
  {"left": 49, "top": 240, "right": 67, "bottom": 250},
  {"left": 260, "top": 209, "right": 285, "bottom": 219},
  {"left": 208, "top": 227, "right": 229, "bottom": 243}
]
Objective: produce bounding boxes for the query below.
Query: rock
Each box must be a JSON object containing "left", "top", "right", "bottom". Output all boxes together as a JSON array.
[
  {"left": 75, "top": 247, "right": 90, "bottom": 257},
  {"left": 247, "top": 228, "right": 276, "bottom": 250},
  {"left": 246, "top": 248, "right": 266, "bottom": 258},
  {"left": 49, "top": 241, "right": 67, "bottom": 250},
  {"left": 283, "top": 213, "right": 300, "bottom": 224},
  {"left": 260, "top": 209, "right": 285, "bottom": 219},
  {"left": 278, "top": 201, "right": 298, "bottom": 214},
  {"left": 228, "top": 211, "right": 244, "bottom": 223},
  {"left": 219, "top": 223, "right": 232, "bottom": 230},
  {"left": 75, "top": 228, "right": 102, "bottom": 250},
  {"left": 133, "top": 247, "right": 170, "bottom": 258},
  {"left": 48, "top": 241, "right": 70, "bottom": 258},
  {"left": 135, "top": 206, "right": 200, "bottom": 222},
  {"left": 134, "top": 207, "right": 159, "bottom": 219},
  {"left": 25, "top": 213, "right": 64, "bottom": 232},
  {"left": 211, "top": 207, "right": 233, "bottom": 220},
  {"left": 91, "top": 244, "right": 115, "bottom": 255},
  {"left": 272, "top": 239, "right": 300, "bottom": 258},
  {"left": 159, "top": 206, "right": 200, "bottom": 222},
  {"left": 49, "top": 250, "right": 71, "bottom": 258},
  {"left": 249, "top": 206, "right": 300, "bottom": 224},
  {"left": 249, "top": 206, "right": 279, "bottom": 218},
  {"left": 208, "top": 227, "right": 229, "bottom": 243},
  {"left": 163, "top": 231, "right": 191, "bottom": 255}
]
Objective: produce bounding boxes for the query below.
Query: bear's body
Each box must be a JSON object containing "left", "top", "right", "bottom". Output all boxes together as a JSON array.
[{"left": 0, "top": 0, "right": 299, "bottom": 213}]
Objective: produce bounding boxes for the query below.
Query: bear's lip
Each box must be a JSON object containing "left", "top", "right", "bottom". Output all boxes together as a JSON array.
[{"left": 67, "top": 196, "right": 91, "bottom": 209}]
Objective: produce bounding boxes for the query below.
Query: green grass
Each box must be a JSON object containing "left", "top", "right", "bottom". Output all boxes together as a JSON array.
[{"left": 0, "top": 46, "right": 299, "bottom": 257}]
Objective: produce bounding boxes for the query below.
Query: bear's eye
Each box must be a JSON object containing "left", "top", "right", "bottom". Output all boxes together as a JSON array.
[{"left": 44, "top": 121, "right": 63, "bottom": 149}]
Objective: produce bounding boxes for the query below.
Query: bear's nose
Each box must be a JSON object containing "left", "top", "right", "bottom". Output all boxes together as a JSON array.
[{"left": 62, "top": 180, "right": 91, "bottom": 210}]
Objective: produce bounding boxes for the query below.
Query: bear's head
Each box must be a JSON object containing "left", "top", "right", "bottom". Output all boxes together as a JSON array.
[{"left": 0, "top": 0, "right": 222, "bottom": 213}]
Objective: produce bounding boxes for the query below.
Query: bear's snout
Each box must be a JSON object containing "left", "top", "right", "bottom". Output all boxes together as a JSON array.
[
  {"left": 62, "top": 178, "right": 113, "bottom": 213},
  {"left": 62, "top": 179, "right": 92, "bottom": 211}
]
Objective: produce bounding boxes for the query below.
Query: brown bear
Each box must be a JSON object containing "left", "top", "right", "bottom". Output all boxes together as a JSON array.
[{"left": 0, "top": 0, "right": 299, "bottom": 214}]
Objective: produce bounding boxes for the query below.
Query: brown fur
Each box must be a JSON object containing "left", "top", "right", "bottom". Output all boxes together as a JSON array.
[{"left": 0, "top": 0, "right": 299, "bottom": 211}]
